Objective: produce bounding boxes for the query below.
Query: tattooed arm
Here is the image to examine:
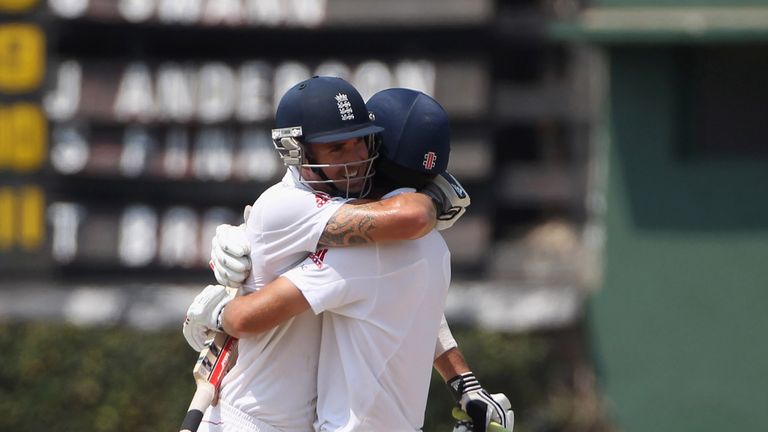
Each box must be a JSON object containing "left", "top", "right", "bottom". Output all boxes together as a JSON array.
[{"left": 319, "top": 192, "right": 437, "bottom": 247}]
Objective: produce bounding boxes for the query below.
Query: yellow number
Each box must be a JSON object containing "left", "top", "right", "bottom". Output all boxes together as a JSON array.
[
  {"left": 0, "top": 24, "right": 45, "bottom": 92},
  {"left": 11, "top": 103, "right": 47, "bottom": 172},
  {"left": 0, "top": 0, "right": 38, "bottom": 12},
  {"left": 0, "top": 187, "right": 13, "bottom": 251},
  {"left": 0, "top": 185, "right": 45, "bottom": 251},
  {"left": 0, "top": 103, "right": 47, "bottom": 172},
  {"left": 19, "top": 185, "right": 44, "bottom": 250},
  {"left": 0, "top": 106, "right": 10, "bottom": 169}
]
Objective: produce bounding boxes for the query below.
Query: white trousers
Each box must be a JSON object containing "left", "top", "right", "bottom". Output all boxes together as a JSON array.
[{"left": 197, "top": 399, "right": 284, "bottom": 432}]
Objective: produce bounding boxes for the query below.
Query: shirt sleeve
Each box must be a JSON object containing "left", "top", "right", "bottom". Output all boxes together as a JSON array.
[
  {"left": 254, "top": 187, "right": 351, "bottom": 255},
  {"left": 434, "top": 314, "right": 458, "bottom": 359},
  {"left": 381, "top": 187, "right": 417, "bottom": 199},
  {"left": 282, "top": 252, "right": 355, "bottom": 315}
]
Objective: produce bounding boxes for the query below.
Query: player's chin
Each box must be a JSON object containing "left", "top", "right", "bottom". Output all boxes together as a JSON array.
[{"left": 344, "top": 178, "right": 365, "bottom": 194}]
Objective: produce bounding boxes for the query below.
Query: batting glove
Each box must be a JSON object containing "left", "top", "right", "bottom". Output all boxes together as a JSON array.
[
  {"left": 420, "top": 172, "right": 471, "bottom": 231},
  {"left": 447, "top": 372, "right": 514, "bottom": 432},
  {"left": 210, "top": 206, "right": 252, "bottom": 288},
  {"left": 183, "top": 284, "right": 236, "bottom": 351},
  {"left": 210, "top": 223, "right": 251, "bottom": 288},
  {"left": 451, "top": 393, "right": 514, "bottom": 432}
]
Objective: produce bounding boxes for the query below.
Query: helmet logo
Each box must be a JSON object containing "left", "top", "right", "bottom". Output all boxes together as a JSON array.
[
  {"left": 423, "top": 152, "right": 437, "bottom": 170},
  {"left": 334, "top": 93, "right": 355, "bottom": 121}
]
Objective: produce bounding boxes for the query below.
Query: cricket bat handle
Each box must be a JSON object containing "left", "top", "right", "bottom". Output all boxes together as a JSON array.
[
  {"left": 452, "top": 407, "right": 508, "bottom": 432},
  {"left": 179, "top": 287, "right": 241, "bottom": 431},
  {"left": 180, "top": 382, "right": 215, "bottom": 432}
]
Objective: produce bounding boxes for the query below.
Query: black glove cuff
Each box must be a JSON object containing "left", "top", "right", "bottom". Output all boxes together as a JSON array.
[
  {"left": 216, "top": 304, "right": 227, "bottom": 332},
  {"left": 446, "top": 371, "right": 482, "bottom": 402},
  {"left": 418, "top": 189, "right": 443, "bottom": 214}
]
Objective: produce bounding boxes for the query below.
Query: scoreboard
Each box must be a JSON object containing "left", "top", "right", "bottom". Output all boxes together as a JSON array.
[
  {"left": 1, "top": 0, "right": 497, "bottom": 282},
  {"left": 1, "top": 6, "right": 46, "bottom": 275}
]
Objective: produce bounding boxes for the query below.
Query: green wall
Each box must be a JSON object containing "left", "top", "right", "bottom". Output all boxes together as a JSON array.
[{"left": 592, "top": 47, "right": 768, "bottom": 432}]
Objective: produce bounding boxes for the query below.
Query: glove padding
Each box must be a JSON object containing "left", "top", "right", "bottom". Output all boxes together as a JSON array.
[
  {"left": 451, "top": 394, "right": 514, "bottom": 432},
  {"left": 210, "top": 205, "right": 252, "bottom": 288},
  {"left": 183, "top": 284, "right": 236, "bottom": 351},
  {"left": 447, "top": 372, "right": 513, "bottom": 432},
  {"left": 419, "top": 172, "right": 470, "bottom": 231}
]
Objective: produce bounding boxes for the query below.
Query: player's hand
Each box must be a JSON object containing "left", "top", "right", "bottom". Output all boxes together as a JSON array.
[
  {"left": 210, "top": 223, "right": 251, "bottom": 288},
  {"left": 451, "top": 394, "right": 514, "bottom": 432},
  {"left": 447, "top": 372, "right": 514, "bottom": 432},
  {"left": 419, "top": 172, "right": 470, "bottom": 231},
  {"left": 183, "top": 285, "right": 236, "bottom": 351}
]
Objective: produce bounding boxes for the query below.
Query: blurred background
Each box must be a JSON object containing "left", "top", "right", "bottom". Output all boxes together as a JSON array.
[{"left": 1, "top": 0, "right": 767, "bottom": 431}]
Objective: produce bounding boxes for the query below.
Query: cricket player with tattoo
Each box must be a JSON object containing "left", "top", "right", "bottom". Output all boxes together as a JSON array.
[{"left": 184, "top": 78, "right": 513, "bottom": 431}]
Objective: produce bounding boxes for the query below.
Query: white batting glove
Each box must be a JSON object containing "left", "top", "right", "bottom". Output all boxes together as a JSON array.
[
  {"left": 183, "top": 285, "right": 236, "bottom": 351},
  {"left": 452, "top": 393, "right": 514, "bottom": 432},
  {"left": 210, "top": 206, "right": 252, "bottom": 288},
  {"left": 210, "top": 223, "right": 251, "bottom": 288},
  {"left": 448, "top": 372, "right": 514, "bottom": 432},
  {"left": 420, "top": 172, "right": 471, "bottom": 231}
]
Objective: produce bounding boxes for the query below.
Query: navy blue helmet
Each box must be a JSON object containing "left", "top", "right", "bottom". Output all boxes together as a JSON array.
[
  {"left": 366, "top": 88, "right": 450, "bottom": 190},
  {"left": 271, "top": 76, "right": 382, "bottom": 198},
  {"left": 274, "top": 76, "right": 383, "bottom": 143}
]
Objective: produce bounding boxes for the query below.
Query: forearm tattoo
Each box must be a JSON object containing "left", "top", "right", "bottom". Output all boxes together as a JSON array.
[{"left": 319, "top": 205, "right": 377, "bottom": 247}]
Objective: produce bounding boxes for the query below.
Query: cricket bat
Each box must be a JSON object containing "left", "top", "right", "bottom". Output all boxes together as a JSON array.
[{"left": 179, "top": 287, "right": 240, "bottom": 432}]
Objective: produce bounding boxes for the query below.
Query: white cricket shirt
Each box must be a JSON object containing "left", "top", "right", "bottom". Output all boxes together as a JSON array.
[
  {"left": 283, "top": 228, "right": 451, "bottom": 431},
  {"left": 216, "top": 170, "right": 350, "bottom": 432}
]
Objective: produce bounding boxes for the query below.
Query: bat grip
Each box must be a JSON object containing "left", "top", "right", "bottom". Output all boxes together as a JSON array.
[
  {"left": 452, "top": 407, "right": 508, "bottom": 432},
  {"left": 179, "top": 382, "right": 215, "bottom": 432}
]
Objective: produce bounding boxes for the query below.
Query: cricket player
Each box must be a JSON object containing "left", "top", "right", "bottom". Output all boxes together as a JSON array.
[
  {"left": 184, "top": 79, "right": 511, "bottom": 431},
  {"left": 189, "top": 88, "right": 513, "bottom": 431}
]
